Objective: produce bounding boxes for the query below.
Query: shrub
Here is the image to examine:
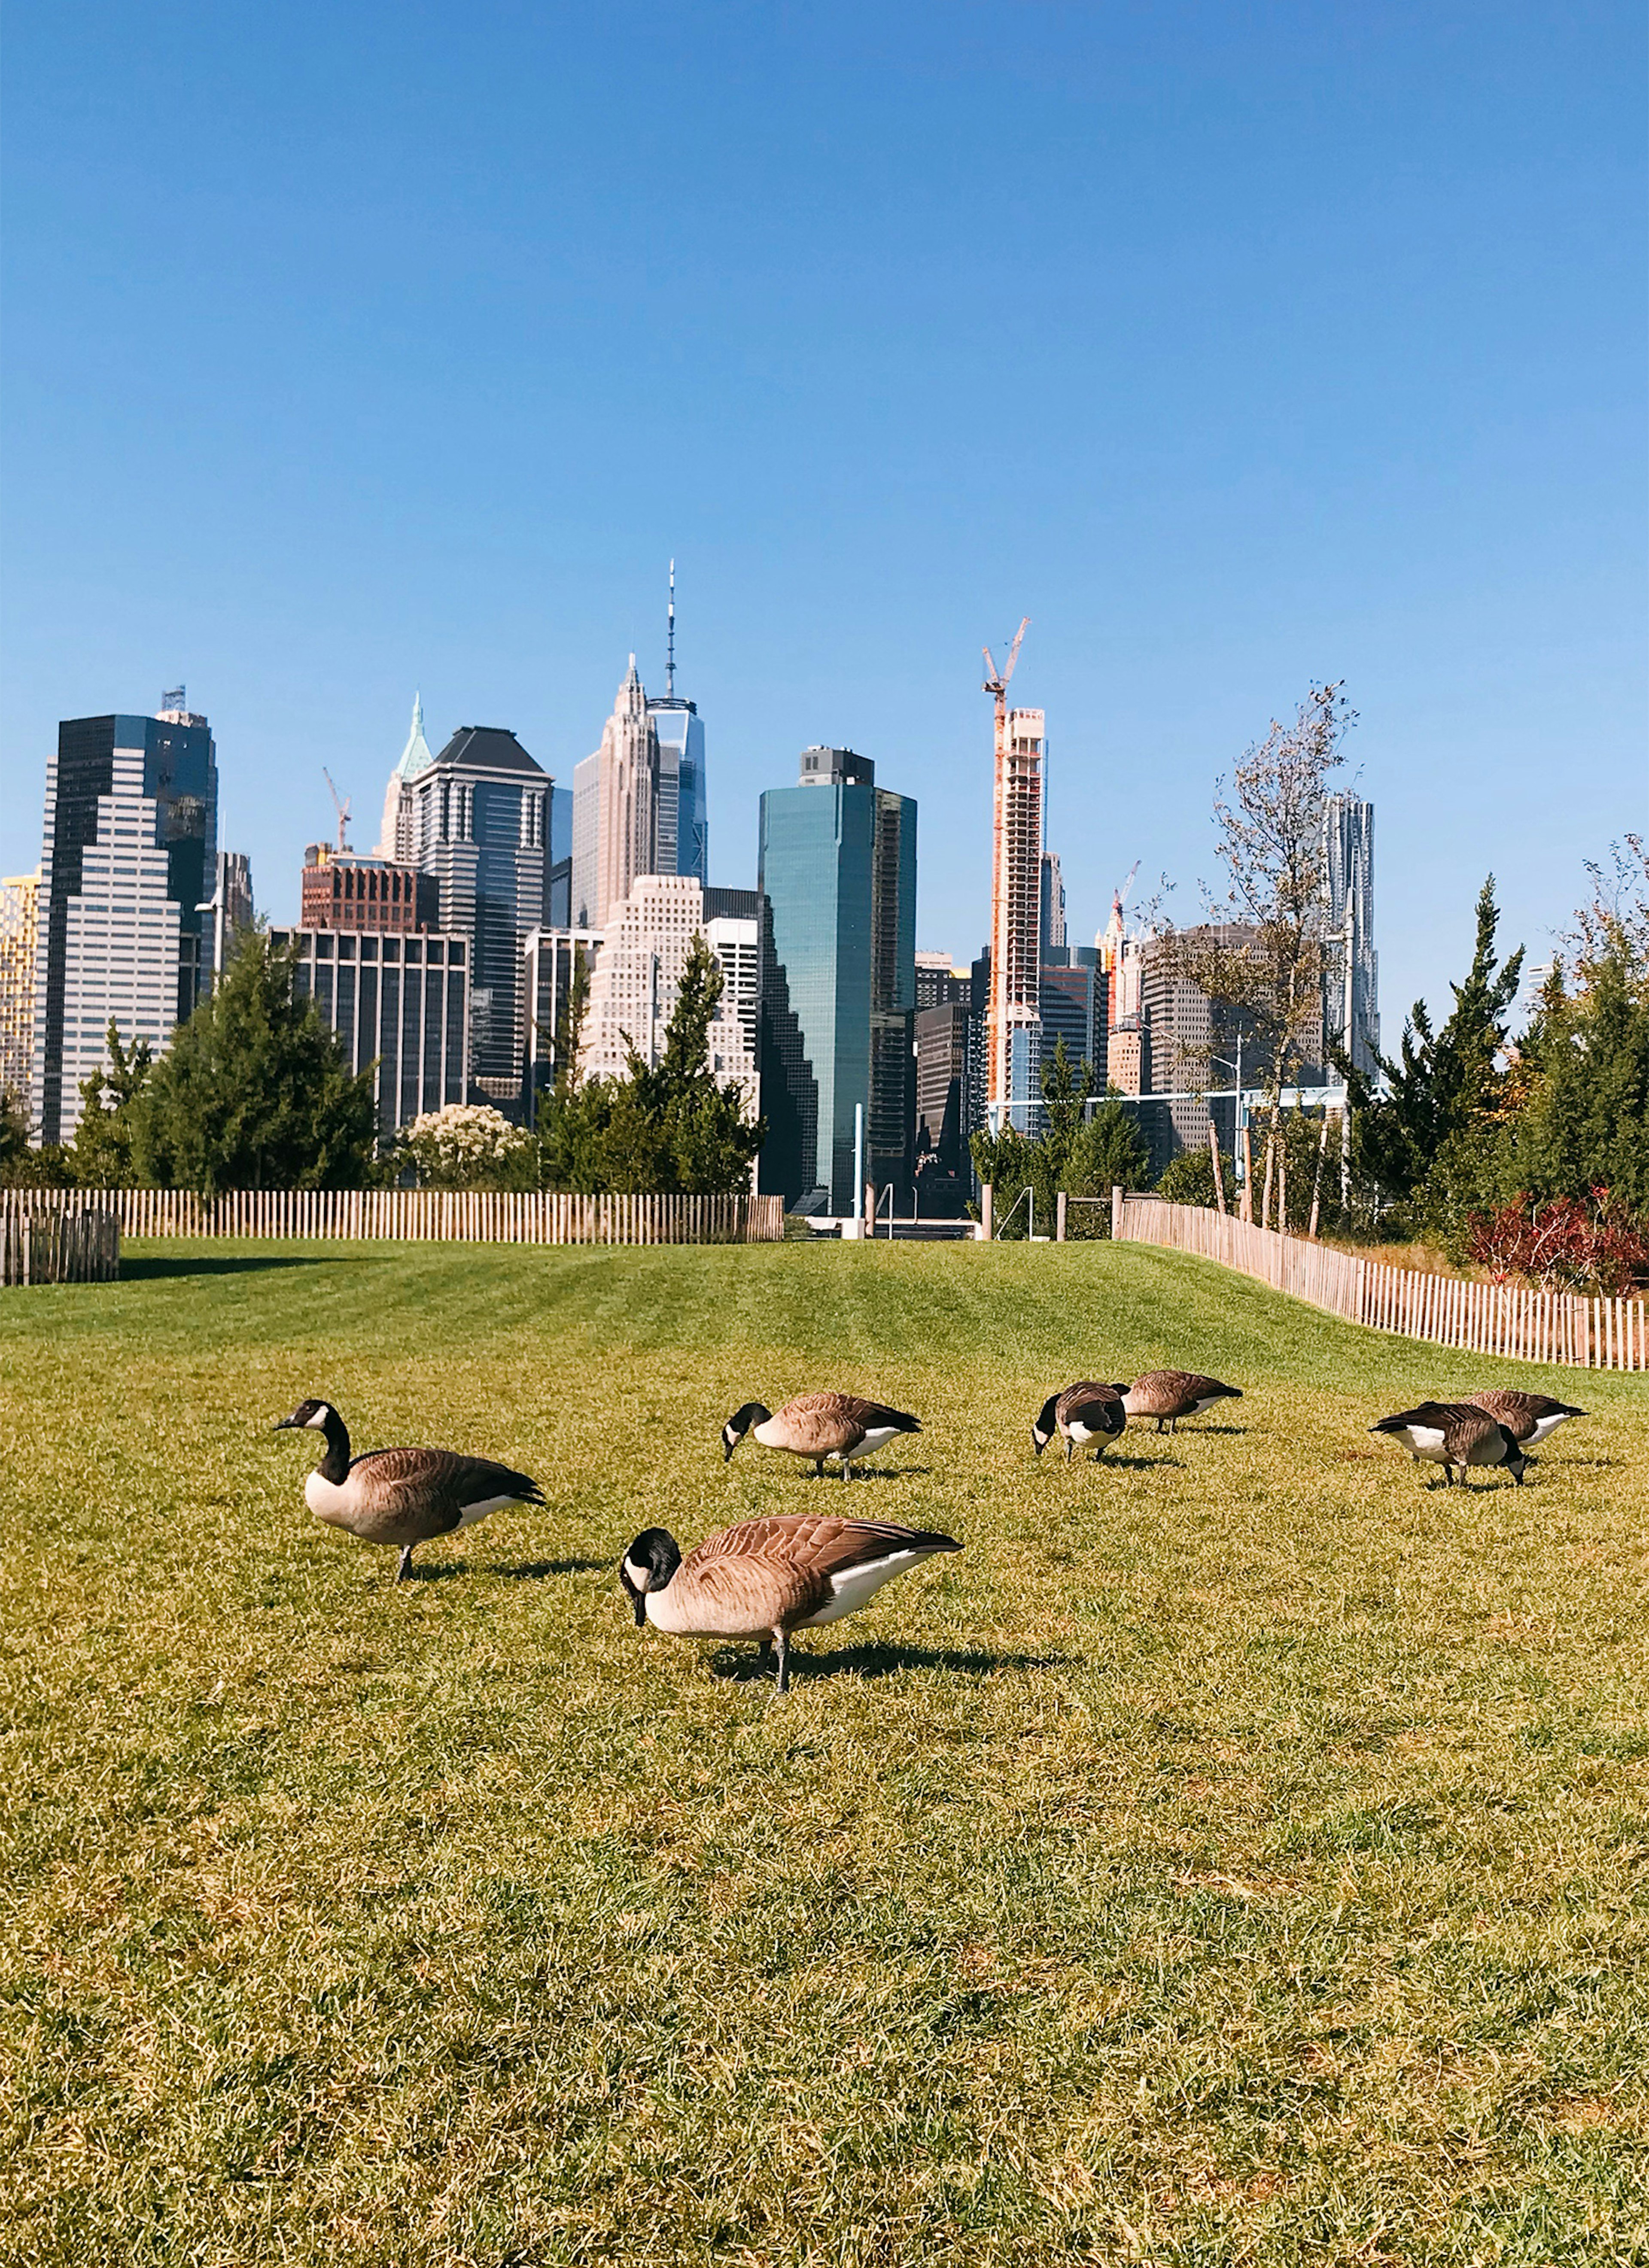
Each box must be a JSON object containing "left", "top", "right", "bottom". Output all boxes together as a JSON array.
[{"left": 1466, "top": 1189, "right": 1649, "bottom": 1297}]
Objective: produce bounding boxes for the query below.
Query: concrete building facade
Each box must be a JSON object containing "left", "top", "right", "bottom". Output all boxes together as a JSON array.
[
  {"left": 987, "top": 705, "right": 1045, "bottom": 1131},
  {"left": 0, "top": 872, "right": 39, "bottom": 1108},
  {"left": 270, "top": 925, "right": 469, "bottom": 1140},
  {"left": 578, "top": 875, "right": 760, "bottom": 1119},
  {"left": 301, "top": 848, "right": 438, "bottom": 934}
]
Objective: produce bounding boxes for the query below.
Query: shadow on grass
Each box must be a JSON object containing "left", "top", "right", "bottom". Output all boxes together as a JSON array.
[
  {"left": 710, "top": 1641, "right": 1078, "bottom": 1685},
  {"left": 123, "top": 1255, "right": 342, "bottom": 1280},
  {"left": 405, "top": 1555, "right": 611, "bottom": 1581},
  {"left": 1049, "top": 1452, "right": 1177, "bottom": 1473}
]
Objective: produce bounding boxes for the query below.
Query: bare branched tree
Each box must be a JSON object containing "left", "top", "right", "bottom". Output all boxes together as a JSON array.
[
  {"left": 1150, "top": 683, "right": 1356, "bottom": 1225},
  {"left": 1160, "top": 681, "right": 1356, "bottom": 1091}
]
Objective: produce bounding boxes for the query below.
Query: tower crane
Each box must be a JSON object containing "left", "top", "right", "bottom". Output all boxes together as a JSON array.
[
  {"left": 1116, "top": 858, "right": 1140, "bottom": 909},
  {"left": 322, "top": 768, "right": 353, "bottom": 856},
  {"left": 981, "top": 618, "right": 1029, "bottom": 711}
]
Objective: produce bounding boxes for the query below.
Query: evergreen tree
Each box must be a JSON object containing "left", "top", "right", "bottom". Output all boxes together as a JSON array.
[
  {"left": 1345, "top": 875, "right": 1523, "bottom": 1220},
  {"left": 536, "top": 933, "right": 764, "bottom": 1195},
  {"left": 133, "top": 936, "right": 377, "bottom": 1193},
  {"left": 1503, "top": 847, "right": 1649, "bottom": 1216},
  {"left": 66, "top": 1024, "right": 153, "bottom": 1187}
]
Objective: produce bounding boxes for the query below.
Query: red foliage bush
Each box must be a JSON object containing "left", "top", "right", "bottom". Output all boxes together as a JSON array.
[{"left": 1467, "top": 1189, "right": 1649, "bottom": 1297}]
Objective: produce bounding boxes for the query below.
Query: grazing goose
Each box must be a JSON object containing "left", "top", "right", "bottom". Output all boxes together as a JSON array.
[
  {"left": 1370, "top": 1400, "right": 1527, "bottom": 1487},
  {"left": 273, "top": 1398, "right": 546, "bottom": 1578},
  {"left": 721, "top": 1392, "right": 922, "bottom": 1480},
  {"left": 1121, "top": 1370, "right": 1244, "bottom": 1434},
  {"left": 1463, "top": 1389, "right": 1586, "bottom": 1452},
  {"left": 1031, "top": 1381, "right": 1127, "bottom": 1462},
  {"left": 621, "top": 1513, "right": 961, "bottom": 1692}
]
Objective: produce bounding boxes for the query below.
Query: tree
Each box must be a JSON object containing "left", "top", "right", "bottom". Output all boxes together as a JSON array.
[
  {"left": 1156, "top": 1146, "right": 1235, "bottom": 1208},
  {"left": 1343, "top": 876, "right": 1524, "bottom": 1232},
  {"left": 133, "top": 935, "right": 377, "bottom": 1192},
  {"left": 64, "top": 1023, "right": 153, "bottom": 1187},
  {"left": 1159, "top": 683, "right": 1357, "bottom": 1127},
  {"left": 537, "top": 933, "right": 765, "bottom": 1195},
  {"left": 1483, "top": 839, "right": 1649, "bottom": 1220}
]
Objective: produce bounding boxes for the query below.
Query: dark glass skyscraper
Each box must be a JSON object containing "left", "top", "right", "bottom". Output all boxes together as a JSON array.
[
  {"left": 407, "top": 727, "right": 550, "bottom": 1110},
  {"left": 758, "top": 748, "right": 916, "bottom": 1214},
  {"left": 31, "top": 705, "right": 216, "bottom": 1144}
]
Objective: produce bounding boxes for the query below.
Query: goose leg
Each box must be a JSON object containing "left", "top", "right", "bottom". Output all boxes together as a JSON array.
[
  {"left": 813, "top": 1459, "right": 824, "bottom": 1479},
  {"left": 396, "top": 1546, "right": 415, "bottom": 1581},
  {"left": 773, "top": 1628, "right": 791, "bottom": 1695},
  {"left": 1064, "top": 1437, "right": 1074, "bottom": 1464}
]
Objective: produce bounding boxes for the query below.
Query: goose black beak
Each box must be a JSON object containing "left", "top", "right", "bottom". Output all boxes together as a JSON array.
[
  {"left": 632, "top": 1594, "right": 648, "bottom": 1627},
  {"left": 272, "top": 1416, "right": 296, "bottom": 1431}
]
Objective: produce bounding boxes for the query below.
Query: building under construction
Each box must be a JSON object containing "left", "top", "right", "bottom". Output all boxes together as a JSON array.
[{"left": 983, "top": 622, "right": 1044, "bottom": 1130}]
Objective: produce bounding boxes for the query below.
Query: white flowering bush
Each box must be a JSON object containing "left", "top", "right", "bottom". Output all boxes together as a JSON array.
[{"left": 399, "top": 1103, "right": 534, "bottom": 1189}]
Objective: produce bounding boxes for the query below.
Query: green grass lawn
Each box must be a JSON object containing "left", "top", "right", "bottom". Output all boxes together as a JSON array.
[{"left": 3, "top": 1239, "right": 1646, "bottom": 2266}]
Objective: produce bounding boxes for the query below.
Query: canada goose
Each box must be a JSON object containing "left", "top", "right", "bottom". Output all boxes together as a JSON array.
[
  {"left": 620, "top": 1513, "right": 961, "bottom": 1692},
  {"left": 1121, "top": 1371, "right": 1244, "bottom": 1433},
  {"left": 721, "top": 1392, "right": 922, "bottom": 1480},
  {"left": 273, "top": 1398, "right": 546, "bottom": 1578},
  {"left": 1031, "top": 1381, "right": 1127, "bottom": 1462},
  {"left": 1370, "top": 1400, "right": 1527, "bottom": 1487},
  {"left": 1463, "top": 1389, "right": 1586, "bottom": 1451}
]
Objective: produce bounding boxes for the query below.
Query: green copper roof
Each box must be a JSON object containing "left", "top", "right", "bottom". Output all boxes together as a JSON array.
[{"left": 395, "top": 693, "right": 434, "bottom": 781}]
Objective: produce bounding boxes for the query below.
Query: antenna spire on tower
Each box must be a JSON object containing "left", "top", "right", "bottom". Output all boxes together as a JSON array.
[{"left": 666, "top": 557, "right": 676, "bottom": 697}]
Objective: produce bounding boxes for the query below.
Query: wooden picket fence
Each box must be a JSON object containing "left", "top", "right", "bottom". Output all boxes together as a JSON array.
[
  {"left": 1114, "top": 1195, "right": 1647, "bottom": 1370},
  {"left": 0, "top": 1192, "right": 121, "bottom": 1286},
  {"left": 8, "top": 1186, "right": 784, "bottom": 1246}
]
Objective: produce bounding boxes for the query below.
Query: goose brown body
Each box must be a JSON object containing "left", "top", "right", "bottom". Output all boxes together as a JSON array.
[
  {"left": 722, "top": 1391, "right": 922, "bottom": 1478},
  {"left": 275, "top": 1400, "right": 545, "bottom": 1578},
  {"left": 1121, "top": 1370, "right": 1243, "bottom": 1433},
  {"left": 1370, "top": 1400, "right": 1527, "bottom": 1487},
  {"left": 1462, "top": 1389, "right": 1586, "bottom": 1447},
  {"left": 621, "top": 1512, "right": 960, "bottom": 1690},
  {"left": 1031, "top": 1382, "right": 1126, "bottom": 1461}
]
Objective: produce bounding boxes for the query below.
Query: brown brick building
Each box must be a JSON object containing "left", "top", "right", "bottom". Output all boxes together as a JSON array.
[{"left": 300, "top": 849, "right": 438, "bottom": 935}]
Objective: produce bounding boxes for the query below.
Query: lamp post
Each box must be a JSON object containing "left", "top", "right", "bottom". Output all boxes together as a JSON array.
[{"left": 1208, "top": 1039, "right": 1244, "bottom": 1180}]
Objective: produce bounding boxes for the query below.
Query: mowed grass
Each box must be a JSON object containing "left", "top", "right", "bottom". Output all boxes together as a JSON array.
[{"left": 2, "top": 1240, "right": 1646, "bottom": 2268}]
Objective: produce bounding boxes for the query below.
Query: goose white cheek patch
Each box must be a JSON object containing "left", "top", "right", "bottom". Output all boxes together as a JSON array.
[{"left": 623, "top": 1557, "right": 649, "bottom": 1590}]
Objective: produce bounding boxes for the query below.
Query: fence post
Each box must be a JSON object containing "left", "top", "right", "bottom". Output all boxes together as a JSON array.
[
  {"left": 1056, "top": 1191, "right": 1067, "bottom": 1243},
  {"left": 1111, "top": 1185, "right": 1124, "bottom": 1241},
  {"left": 980, "top": 1183, "right": 993, "bottom": 1242}
]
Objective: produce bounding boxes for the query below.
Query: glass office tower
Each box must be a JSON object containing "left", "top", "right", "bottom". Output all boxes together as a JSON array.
[
  {"left": 32, "top": 706, "right": 217, "bottom": 1144},
  {"left": 758, "top": 747, "right": 916, "bottom": 1215}
]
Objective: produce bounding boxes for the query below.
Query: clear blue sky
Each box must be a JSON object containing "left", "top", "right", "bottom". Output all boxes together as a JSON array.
[{"left": 3, "top": 2, "right": 1643, "bottom": 1032}]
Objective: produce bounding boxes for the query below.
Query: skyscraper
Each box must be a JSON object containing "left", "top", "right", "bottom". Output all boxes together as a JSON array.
[
  {"left": 571, "top": 659, "right": 660, "bottom": 930},
  {"left": 647, "top": 561, "right": 709, "bottom": 886},
  {"left": 204, "top": 851, "right": 256, "bottom": 984},
  {"left": 31, "top": 702, "right": 217, "bottom": 1144},
  {"left": 405, "top": 726, "right": 550, "bottom": 1107},
  {"left": 377, "top": 693, "right": 435, "bottom": 862},
  {"left": 0, "top": 872, "right": 39, "bottom": 1108},
  {"left": 988, "top": 703, "right": 1045, "bottom": 1131},
  {"left": 1039, "top": 850, "right": 1067, "bottom": 955},
  {"left": 758, "top": 747, "right": 916, "bottom": 1214},
  {"left": 1322, "top": 794, "right": 1379, "bottom": 1076}
]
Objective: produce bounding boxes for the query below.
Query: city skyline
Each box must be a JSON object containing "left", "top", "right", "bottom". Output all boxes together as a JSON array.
[{"left": 2, "top": 8, "right": 1640, "bottom": 1039}]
